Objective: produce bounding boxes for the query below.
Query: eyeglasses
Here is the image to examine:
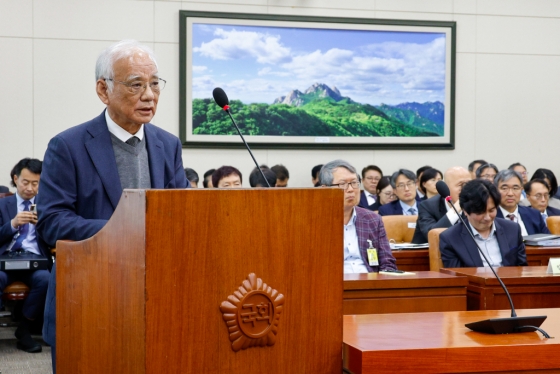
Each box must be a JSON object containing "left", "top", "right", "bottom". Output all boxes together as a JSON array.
[
  {"left": 530, "top": 193, "right": 550, "bottom": 200},
  {"left": 481, "top": 174, "right": 496, "bottom": 180},
  {"left": 105, "top": 78, "right": 166, "bottom": 94},
  {"left": 330, "top": 181, "right": 360, "bottom": 190},
  {"left": 499, "top": 185, "right": 522, "bottom": 193},
  {"left": 395, "top": 181, "right": 415, "bottom": 190},
  {"left": 381, "top": 191, "right": 396, "bottom": 198},
  {"left": 365, "top": 176, "right": 381, "bottom": 182}
]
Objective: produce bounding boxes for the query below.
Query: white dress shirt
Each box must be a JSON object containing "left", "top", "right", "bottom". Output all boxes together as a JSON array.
[
  {"left": 499, "top": 206, "right": 528, "bottom": 237},
  {"left": 10, "top": 193, "right": 40, "bottom": 255},
  {"left": 343, "top": 209, "right": 368, "bottom": 273},
  {"left": 105, "top": 110, "right": 144, "bottom": 142},
  {"left": 470, "top": 221, "right": 502, "bottom": 267}
]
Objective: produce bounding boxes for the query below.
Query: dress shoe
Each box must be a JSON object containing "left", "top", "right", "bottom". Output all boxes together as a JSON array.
[{"left": 15, "top": 318, "right": 42, "bottom": 353}]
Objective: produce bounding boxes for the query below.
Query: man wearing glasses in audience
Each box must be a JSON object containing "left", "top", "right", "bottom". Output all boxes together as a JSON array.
[
  {"left": 523, "top": 179, "right": 560, "bottom": 225},
  {"left": 378, "top": 169, "right": 419, "bottom": 216},
  {"left": 358, "top": 165, "right": 383, "bottom": 211},
  {"left": 319, "top": 160, "right": 397, "bottom": 273},
  {"left": 494, "top": 169, "right": 549, "bottom": 235}
]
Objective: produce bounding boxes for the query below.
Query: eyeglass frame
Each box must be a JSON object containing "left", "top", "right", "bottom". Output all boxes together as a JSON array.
[
  {"left": 104, "top": 77, "right": 166, "bottom": 94},
  {"left": 330, "top": 181, "right": 360, "bottom": 190},
  {"left": 395, "top": 181, "right": 416, "bottom": 190},
  {"left": 499, "top": 185, "right": 523, "bottom": 193},
  {"left": 529, "top": 193, "right": 550, "bottom": 200}
]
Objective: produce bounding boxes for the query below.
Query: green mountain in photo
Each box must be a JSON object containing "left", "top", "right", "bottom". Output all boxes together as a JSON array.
[{"left": 192, "top": 83, "right": 443, "bottom": 137}]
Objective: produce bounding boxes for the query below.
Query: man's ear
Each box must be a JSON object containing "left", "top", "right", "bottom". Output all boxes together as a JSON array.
[{"left": 96, "top": 79, "right": 110, "bottom": 105}]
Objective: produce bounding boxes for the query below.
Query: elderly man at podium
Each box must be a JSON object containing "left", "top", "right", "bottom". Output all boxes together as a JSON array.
[
  {"left": 319, "top": 160, "right": 397, "bottom": 273},
  {"left": 36, "top": 40, "right": 189, "bottom": 373}
]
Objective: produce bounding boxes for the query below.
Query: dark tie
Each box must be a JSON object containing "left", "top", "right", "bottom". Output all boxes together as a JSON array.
[
  {"left": 126, "top": 136, "right": 140, "bottom": 147},
  {"left": 506, "top": 213, "right": 515, "bottom": 222},
  {"left": 12, "top": 200, "right": 31, "bottom": 251},
  {"left": 409, "top": 207, "right": 417, "bottom": 215}
]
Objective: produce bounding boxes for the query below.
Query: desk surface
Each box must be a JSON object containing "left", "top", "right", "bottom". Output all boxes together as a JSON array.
[
  {"left": 344, "top": 271, "right": 467, "bottom": 289},
  {"left": 441, "top": 266, "right": 558, "bottom": 285},
  {"left": 343, "top": 308, "right": 560, "bottom": 373}
]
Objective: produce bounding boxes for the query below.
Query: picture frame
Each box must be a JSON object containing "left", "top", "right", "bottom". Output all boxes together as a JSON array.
[{"left": 179, "top": 11, "right": 456, "bottom": 150}]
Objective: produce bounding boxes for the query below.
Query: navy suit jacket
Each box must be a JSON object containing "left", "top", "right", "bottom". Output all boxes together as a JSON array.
[
  {"left": 547, "top": 206, "right": 560, "bottom": 217},
  {"left": 0, "top": 195, "right": 45, "bottom": 256},
  {"left": 439, "top": 218, "right": 528, "bottom": 268},
  {"left": 378, "top": 200, "right": 403, "bottom": 216},
  {"left": 496, "top": 205, "right": 550, "bottom": 235},
  {"left": 358, "top": 191, "right": 377, "bottom": 211},
  {"left": 36, "top": 111, "right": 188, "bottom": 346}
]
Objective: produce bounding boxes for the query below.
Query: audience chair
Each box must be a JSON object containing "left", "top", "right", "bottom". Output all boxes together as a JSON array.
[
  {"left": 428, "top": 228, "right": 447, "bottom": 271},
  {"left": 381, "top": 215, "right": 418, "bottom": 243},
  {"left": 547, "top": 216, "right": 560, "bottom": 235}
]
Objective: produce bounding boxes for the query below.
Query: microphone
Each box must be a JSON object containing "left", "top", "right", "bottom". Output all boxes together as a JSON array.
[
  {"left": 212, "top": 88, "right": 271, "bottom": 187},
  {"left": 435, "top": 180, "right": 548, "bottom": 336}
]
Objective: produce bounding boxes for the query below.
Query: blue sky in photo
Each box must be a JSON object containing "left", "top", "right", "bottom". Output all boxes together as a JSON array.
[{"left": 191, "top": 23, "right": 447, "bottom": 106}]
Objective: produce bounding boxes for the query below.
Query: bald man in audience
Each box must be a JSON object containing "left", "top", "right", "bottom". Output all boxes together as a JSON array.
[{"left": 412, "top": 166, "right": 471, "bottom": 243}]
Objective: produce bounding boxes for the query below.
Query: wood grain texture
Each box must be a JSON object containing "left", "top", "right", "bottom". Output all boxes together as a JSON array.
[
  {"left": 343, "top": 271, "right": 467, "bottom": 314},
  {"left": 144, "top": 188, "right": 343, "bottom": 373},
  {"left": 441, "top": 266, "right": 560, "bottom": 310},
  {"left": 392, "top": 249, "right": 430, "bottom": 271},
  {"left": 57, "top": 191, "right": 147, "bottom": 374},
  {"left": 343, "top": 308, "right": 560, "bottom": 373}
]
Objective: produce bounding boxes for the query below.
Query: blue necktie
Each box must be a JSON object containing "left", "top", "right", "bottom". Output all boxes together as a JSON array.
[
  {"left": 12, "top": 200, "right": 31, "bottom": 251},
  {"left": 409, "top": 207, "right": 417, "bottom": 215}
]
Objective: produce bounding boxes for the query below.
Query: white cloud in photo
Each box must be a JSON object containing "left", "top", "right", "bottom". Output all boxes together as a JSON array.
[
  {"left": 194, "top": 28, "right": 292, "bottom": 65},
  {"left": 192, "top": 65, "right": 208, "bottom": 74}
]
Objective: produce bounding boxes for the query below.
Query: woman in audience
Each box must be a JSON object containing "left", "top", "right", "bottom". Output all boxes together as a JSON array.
[
  {"left": 370, "top": 177, "right": 396, "bottom": 211},
  {"left": 530, "top": 168, "right": 560, "bottom": 209},
  {"left": 475, "top": 163, "right": 499, "bottom": 182},
  {"left": 418, "top": 168, "right": 443, "bottom": 200},
  {"left": 212, "top": 166, "right": 243, "bottom": 188}
]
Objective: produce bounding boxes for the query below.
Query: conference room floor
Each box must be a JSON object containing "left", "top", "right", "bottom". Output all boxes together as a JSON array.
[{"left": 0, "top": 313, "right": 51, "bottom": 374}]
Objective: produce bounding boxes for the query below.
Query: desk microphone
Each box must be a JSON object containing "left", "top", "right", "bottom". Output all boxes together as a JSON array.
[
  {"left": 435, "top": 180, "right": 549, "bottom": 336},
  {"left": 212, "top": 87, "right": 271, "bottom": 187}
]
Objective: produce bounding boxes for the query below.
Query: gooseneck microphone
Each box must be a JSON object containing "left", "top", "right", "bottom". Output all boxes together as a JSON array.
[
  {"left": 212, "top": 88, "right": 271, "bottom": 187},
  {"left": 435, "top": 181, "right": 548, "bottom": 336}
]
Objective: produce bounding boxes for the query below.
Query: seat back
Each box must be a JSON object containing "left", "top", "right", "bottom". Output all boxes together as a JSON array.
[
  {"left": 381, "top": 215, "right": 418, "bottom": 243},
  {"left": 428, "top": 228, "right": 447, "bottom": 271},
  {"left": 547, "top": 216, "right": 560, "bottom": 235}
]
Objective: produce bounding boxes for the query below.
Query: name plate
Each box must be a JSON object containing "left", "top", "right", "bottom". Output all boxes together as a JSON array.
[{"left": 546, "top": 258, "right": 560, "bottom": 274}]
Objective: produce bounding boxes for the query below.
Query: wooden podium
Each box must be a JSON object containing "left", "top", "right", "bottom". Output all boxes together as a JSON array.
[{"left": 56, "top": 189, "right": 343, "bottom": 373}]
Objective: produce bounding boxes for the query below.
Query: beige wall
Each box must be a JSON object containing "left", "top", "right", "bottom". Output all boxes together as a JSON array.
[{"left": 1, "top": 0, "right": 559, "bottom": 188}]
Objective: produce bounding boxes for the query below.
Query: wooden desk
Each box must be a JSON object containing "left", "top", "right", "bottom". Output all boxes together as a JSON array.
[
  {"left": 343, "top": 271, "right": 467, "bottom": 315},
  {"left": 343, "top": 308, "right": 560, "bottom": 373},
  {"left": 392, "top": 249, "right": 429, "bottom": 271},
  {"left": 441, "top": 266, "right": 560, "bottom": 310},
  {"left": 393, "top": 246, "right": 560, "bottom": 271}
]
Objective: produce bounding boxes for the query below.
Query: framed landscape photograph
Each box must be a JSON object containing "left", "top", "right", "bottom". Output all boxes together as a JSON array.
[{"left": 179, "top": 11, "right": 456, "bottom": 149}]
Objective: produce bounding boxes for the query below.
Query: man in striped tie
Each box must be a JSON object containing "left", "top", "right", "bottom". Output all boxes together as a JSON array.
[{"left": 0, "top": 158, "right": 49, "bottom": 353}]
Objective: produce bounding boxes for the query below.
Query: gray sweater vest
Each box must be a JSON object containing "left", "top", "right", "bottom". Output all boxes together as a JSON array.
[{"left": 110, "top": 133, "right": 151, "bottom": 189}]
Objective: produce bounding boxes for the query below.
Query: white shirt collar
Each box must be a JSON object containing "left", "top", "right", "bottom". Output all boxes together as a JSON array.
[
  {"left": 469, "top": 220, "right": 497, "bottom": 239},
  {"left": 105, "top": 110, "right": 144, "bottom": 143},
  {"left": 346, "top": 208, "right": 357, "bottom": 227},
  {"left": 399, "top": 199, "right": 417, "bottom": 214},
  {"left": 15, "top": 192, "right": 35, "bottom": 206}
]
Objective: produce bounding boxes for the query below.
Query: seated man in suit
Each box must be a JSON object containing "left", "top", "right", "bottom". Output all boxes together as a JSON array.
[
  {"left": 0, "top": 158, "right": 49, "bottom": 353},
  {"left": 378, "top": 169, "right": 418, "bottom": 216},
  {"left": 412, "top": 166, "right": 471, "bottom": 243},
  {"left": 319, "top": 160, "right": 397, "bottom": 273},
  {"left": 524, "top": 179, "right": 560, "bottom": 224},
  {"left": 358, "top": 165, "right": 383, "bottom": 210},
  {"left": 440, "top": 179, "right": 527, "bottom": 268},
  {"left": 494, "top": 169, "right": 549, "bottom": 235}
]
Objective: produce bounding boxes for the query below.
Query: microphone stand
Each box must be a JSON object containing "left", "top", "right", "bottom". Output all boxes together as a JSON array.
[
  {"left": 445, "top": 196, "right": 549, "bottom": 336},
  {"left": 222, "top": 105, "right": 271, "bottom": 188}
]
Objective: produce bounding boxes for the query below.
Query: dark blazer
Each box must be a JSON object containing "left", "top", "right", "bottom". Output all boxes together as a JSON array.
[
  {"left": 439, "top": 218, "right": 527, "bottom": 268},
  {"left": 378, "top": 200, "right": 403, "bottom": 216},
  {"left": 0, "top": 195, "right": 18, "bottom": 253},
  {"left": 412, "top": 196, "right": 451, "bottom": 244},
  {"left": 496, "top": 205, "right": 550, "bottom": 235},
  {"left": 36, "top": 111, "right": 189, "bottom": 347},
  {"left": 354, "top": 207, "right": 397, "bottom": 272},
  {"left": 358, "top": 190, "right": 377, "bottom": 211},
  {"left": 546, "top": 206, "right": 560, "bottom": 217}
]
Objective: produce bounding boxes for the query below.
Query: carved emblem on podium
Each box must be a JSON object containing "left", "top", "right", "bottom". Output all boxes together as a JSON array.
[{"left": 220, "top": 273, "right": 285, "bottom": 352}]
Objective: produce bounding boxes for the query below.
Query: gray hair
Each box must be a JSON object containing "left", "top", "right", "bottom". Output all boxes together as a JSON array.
[
  {"left": 318, "top": 160, "right": 360, "bottom": 186},
  {"left": 390, "top": 169, "right": 416, "bottom": 188},
  {"left": 95, "top": 40, "right": 158, "bottom": 92},
  {"left": 494, "top": 169, "right": 523, "bottom": 186}
]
